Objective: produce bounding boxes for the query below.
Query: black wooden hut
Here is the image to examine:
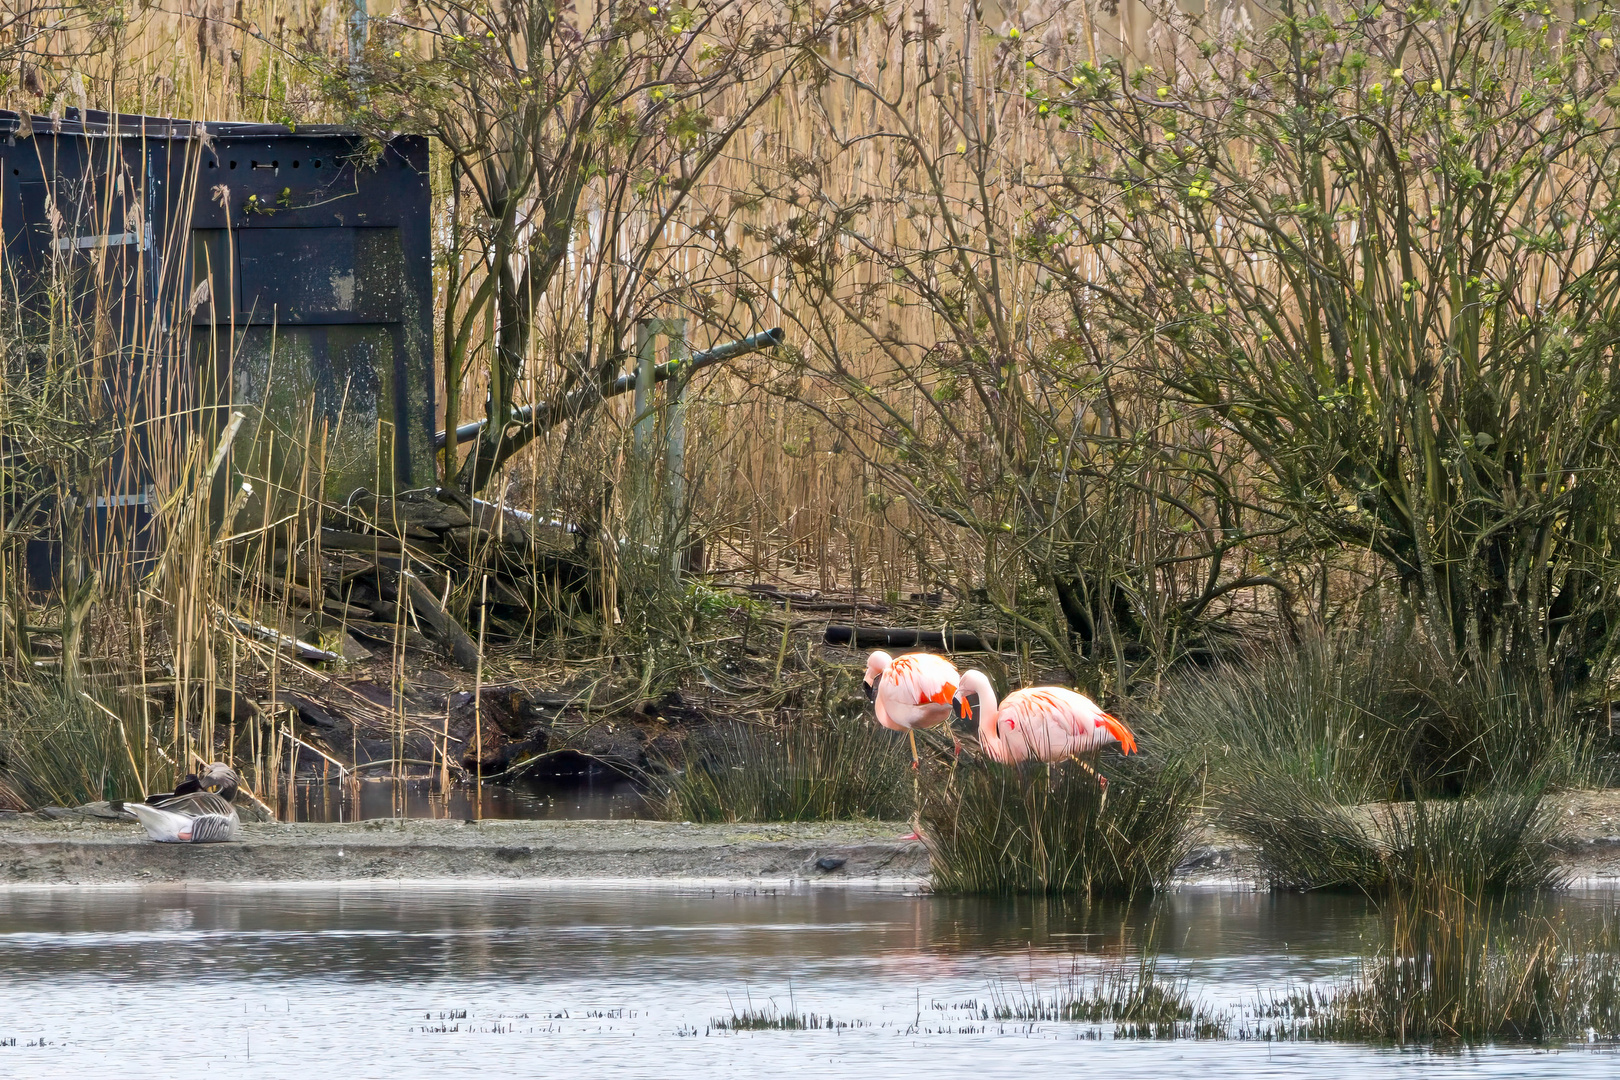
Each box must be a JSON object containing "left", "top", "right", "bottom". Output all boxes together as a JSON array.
[{"left": 0, "top": 109, "right": 434, "bottom": 575}]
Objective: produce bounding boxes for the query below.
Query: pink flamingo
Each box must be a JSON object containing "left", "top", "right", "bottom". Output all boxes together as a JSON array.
[
  {"left": 863, "top": 650, "right": 963, "bottom": 767},
  {"left": 953, "top": 669, "right": 1138, "bottom": 788}
]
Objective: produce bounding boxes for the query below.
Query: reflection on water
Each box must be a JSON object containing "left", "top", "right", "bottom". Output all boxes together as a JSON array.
[
  {"left": 1, "top": 885, "right": 1617, "bottom": 1077},
  {"left": 283, "top": 773, "right": 649, "bottom": 823}
]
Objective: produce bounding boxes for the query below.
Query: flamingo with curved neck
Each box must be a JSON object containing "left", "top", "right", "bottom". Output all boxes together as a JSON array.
[
  {"left": 864, "top": 649, "right": 963, "bottom": 841},
  {"left": 954, "top": 670, "right": 1137, "bottom": 784}
]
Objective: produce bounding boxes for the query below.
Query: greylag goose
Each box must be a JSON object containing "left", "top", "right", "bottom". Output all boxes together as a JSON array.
[
  {"left": 123, "top": 763, "right": 243, "bottom": 843},
  {"left": 124, "top": 793, "right": 240, "bottom": 842},
  {"left": 150, "top": 762, "right": 241, "bottom": 807}
]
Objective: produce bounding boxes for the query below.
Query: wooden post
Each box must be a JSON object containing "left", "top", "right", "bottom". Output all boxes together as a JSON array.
[
  {"left": 348, "top": 0, "right": 368, "bottom": 66},
  {"left": 632, "top": 321, "right": 657, "bottom": 461},
  {"left": 630, "top": 321, "right": 658, "bottom": 560},
  {"left": 664, "top": 319, "right": 689, "bottom": 578}
]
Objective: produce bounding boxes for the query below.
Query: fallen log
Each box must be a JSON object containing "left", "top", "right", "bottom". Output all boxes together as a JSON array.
[
  {"left": 345, "top": 619, "right": 439, "bottom": 656},
  {"left": 741, "top": 584, "right": 889, "bottom": 615},
  {"left": 221, "top": 612, "right": 341, "bottom": 663},
  {"left": 251, "top": 572, "right": 374, "bottom": 621},
  {"left": 401, "top": 571, "right": 481, "bottom": 671},
  {"left": 345, "top": 488, "right": 472, "bottom": 533},
  {"left": 319, "top": 530, "right": 405, "bottom": 553},
  {"left": 823, "top": 624, "right": 1016, "bottom": 653}
]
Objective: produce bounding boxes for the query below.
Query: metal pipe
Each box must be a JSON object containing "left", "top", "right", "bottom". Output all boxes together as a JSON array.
[{"left": 437, "top": 327, "right": 784, "bottom": 448}]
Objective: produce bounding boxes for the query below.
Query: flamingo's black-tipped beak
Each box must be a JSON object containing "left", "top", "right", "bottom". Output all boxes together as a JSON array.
[{"left": 862, "top": 678, "right": 877, "bottom": 704}]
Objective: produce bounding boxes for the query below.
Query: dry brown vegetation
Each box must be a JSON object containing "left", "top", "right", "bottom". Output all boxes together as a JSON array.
[
  {"left": 1, "top": 0, "right": 1243, "bottom": 600},
  {"left": 2, "top": 0, "right": 1619, "bottom": 823}
]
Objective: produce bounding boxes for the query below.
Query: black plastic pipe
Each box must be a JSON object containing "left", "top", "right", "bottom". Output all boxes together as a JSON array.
[{"left": 823, "top": 624, "right": 1017, "bottom": 653}]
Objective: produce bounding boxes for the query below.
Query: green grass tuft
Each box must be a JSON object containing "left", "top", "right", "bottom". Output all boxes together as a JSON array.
[
  {"left": 1222, "top": 776, "right": 1565, "bottom": 895},
  {"left": 709, "top": 1005, "right": 865, "bottom": 1031},
  {"left": 0, "top": 678, "right": 143, "bottom": 809},
  {"left": 1150, "top": 631, "right": 1600, "bottom": 800},
  {"left": 990, "top": 952, "right": 1227, "bottom": 1038},
  {"left": 1146, "top": 630, "right": 1592, "bottom": 894},
  {"left": 656, "top": 716, "right": 910, "bottom": 822},
  {"left": 1297, "top": 893, "right": 1620, "bottom": 1043},
  {"left": 919, "top": 754, "right": 1199, "bottom": 896}
]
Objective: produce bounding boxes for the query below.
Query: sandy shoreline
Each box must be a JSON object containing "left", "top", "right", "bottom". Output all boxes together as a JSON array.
[{"left": 5, "top": 790, "right": 1620, "bottom": 889}]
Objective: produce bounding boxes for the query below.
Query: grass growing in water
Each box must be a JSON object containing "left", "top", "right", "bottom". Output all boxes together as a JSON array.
[
  {"left": 990, "top": 953, "right": 1227, "bottom": 1039},
  {"left": 656, "top": 717, "right": 910, "bottom": 822},
  {"left": 920, "top": 755, "right": 1198, "bottom": 896},
  {"left": 1287, "top": 890, "right": 1620, "bottom": 1043},
  {"left": 710, "top": 1005, "right": 865, "bottom": 1031}
]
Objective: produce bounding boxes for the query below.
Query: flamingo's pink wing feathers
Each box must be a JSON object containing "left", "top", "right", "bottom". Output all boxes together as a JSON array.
[
  {"left": 995, "top": 690, "right": 1073, "bottom": 762},
  {"left": 885, "top": 653, "right": 960, "bottom": 707},
  {"left": 1000, "top": 687, "right": 1137, "bottom": 759},
  {"left": 876, "top": 653, "right": 962, "bottom": 732}
]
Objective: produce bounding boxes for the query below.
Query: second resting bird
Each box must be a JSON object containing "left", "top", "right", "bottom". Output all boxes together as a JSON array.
[{"left": 121, "top": 762, "right": 243, "bottom": 843}]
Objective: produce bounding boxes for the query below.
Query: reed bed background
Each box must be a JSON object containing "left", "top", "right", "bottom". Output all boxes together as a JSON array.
[
  {"left": 3, "top": 0, "right": 1235, "bottom": 812},
  {"left": 1, "top": 0, "right": 1388, "bottom": 638},
  {"left": 4, "top": 0, "right": 1620, "bottom": 849}
]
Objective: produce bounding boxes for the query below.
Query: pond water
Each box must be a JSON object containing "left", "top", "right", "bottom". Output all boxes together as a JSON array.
[
  {"left": 1, "top": 885, "right": 1617, "bottom": 1077},
  {"left": 283, "top": 774, "right": 651, "bottom": 823}
]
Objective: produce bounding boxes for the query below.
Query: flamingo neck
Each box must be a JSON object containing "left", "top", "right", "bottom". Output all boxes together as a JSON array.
[{"left": 961, "top": 670, "right": 1000, "bottom": 742}]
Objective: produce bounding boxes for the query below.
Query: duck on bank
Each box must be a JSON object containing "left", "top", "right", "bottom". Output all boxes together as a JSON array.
[{"left": 118, "top": 763, "right": 243, "bottom": 843}]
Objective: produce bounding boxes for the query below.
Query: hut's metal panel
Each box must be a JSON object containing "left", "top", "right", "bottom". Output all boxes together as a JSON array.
[
  {"left": 183, "top": 126, "right": 436, "bottom": 498},
  {"left": 0, "top": 110, "right": 435, "bottom": 548}
]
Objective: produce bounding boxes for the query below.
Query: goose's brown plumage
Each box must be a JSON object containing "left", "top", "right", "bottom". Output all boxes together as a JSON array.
[{"left": 149, "top": 762, "right": 240, "bottom": 807}]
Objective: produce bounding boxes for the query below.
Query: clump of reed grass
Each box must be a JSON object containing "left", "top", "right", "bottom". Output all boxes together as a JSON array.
[
  {"left": 989, "top": 953, "right": 1227, "bottom": 1038},
  {"left": 1149, "top": 631, "right": 1402, "bottom": 804},
  {"left": 920, "top": 754, "right": 1199, "bottom": 896},
  {"left": 1151, "top": 631, "right": 1597, "bottom": 800},
  {"left": 1300, "top": 891, "right": 1620, "bottom": 1044},
  {"left": 1222, "top": 776, "right": 1565, "bottom": 895},
  {"left": 1147, "top": 630, "right": 1590, "bottom": 894},
  {"left": 0, "top": 677, "right": 142, "bottom": 809},
  {"left": 656, "top": 716, "right": 910, "bottom": 822}
]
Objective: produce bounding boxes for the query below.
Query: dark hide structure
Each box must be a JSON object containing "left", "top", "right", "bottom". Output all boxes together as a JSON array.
[{"left": 0, "top": 108, "right": 433, "bottom": 584}]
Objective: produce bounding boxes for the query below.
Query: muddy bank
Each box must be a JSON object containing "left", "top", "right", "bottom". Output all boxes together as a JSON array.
[
  {"left": 7, "top": 788, "right": 1620, "bottom": 889},
  {"left": 0, "top": 817, "right": 929, "bottom": 887}
]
